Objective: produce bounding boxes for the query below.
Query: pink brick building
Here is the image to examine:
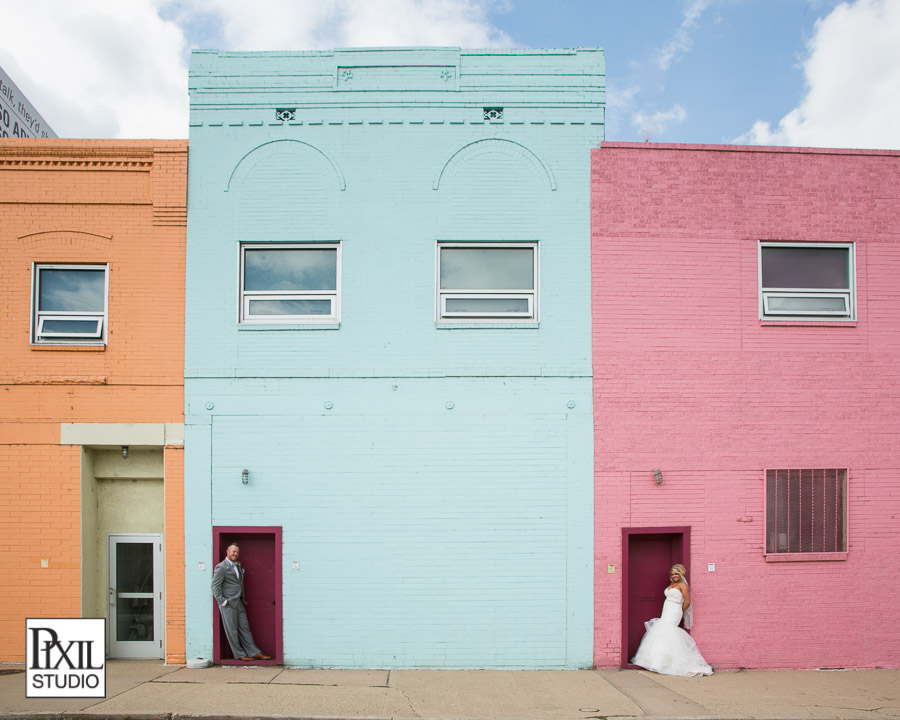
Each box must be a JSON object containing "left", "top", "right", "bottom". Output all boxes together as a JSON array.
[{"left": 592, "top": 142, "right": 900, "bottom": 670}]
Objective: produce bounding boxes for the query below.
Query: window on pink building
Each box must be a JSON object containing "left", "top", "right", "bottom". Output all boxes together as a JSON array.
[
  {"left": 759, "top": 243, "right": 855, "bottom": 320},
  {"left": 765, "top": 469, "right": 847, "bottom": 557}
]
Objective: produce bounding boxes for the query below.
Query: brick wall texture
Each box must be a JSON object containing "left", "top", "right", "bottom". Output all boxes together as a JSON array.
[
  {"left": 592, "top": 142, "right": 900, "bottom": 669},
  {"left": 164, "top": 446, "right": 186, "bottom": 664},
  {"left": 4, "top": 131, "right": 898, "bottom": 671},
  {"left": 0, "top": 139, "right": 187, "bottom": 662},
  {"left": 183, "top": 48, "right": 602, "bottom": 668}
]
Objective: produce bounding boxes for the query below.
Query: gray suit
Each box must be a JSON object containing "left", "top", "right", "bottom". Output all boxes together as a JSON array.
[{"left": 212, "top": 558, "right": 261, "bottom": 659}]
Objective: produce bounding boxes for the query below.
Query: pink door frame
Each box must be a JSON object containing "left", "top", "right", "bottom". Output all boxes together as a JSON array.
[
  {"left": 212, "top": 526, "right": 283, "bottom": 665},
  {"left": 621, "top": 526, "right": 690, "bottom": 668}
]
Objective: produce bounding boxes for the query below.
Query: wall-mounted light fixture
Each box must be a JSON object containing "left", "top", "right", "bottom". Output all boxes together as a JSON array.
[
  {"left": 653, "top": 468, "right": 663, "bottom": 485},
  {"left": 241, "top": 468, "right": 249, "bottom": 485},
  {"left": 121, "top": 446, "right": 129, "bottom": 459}
]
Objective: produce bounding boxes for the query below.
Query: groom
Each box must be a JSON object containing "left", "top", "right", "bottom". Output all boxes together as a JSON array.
[{"left": 211, "top": 543, "right": 271, "bottom": 661}]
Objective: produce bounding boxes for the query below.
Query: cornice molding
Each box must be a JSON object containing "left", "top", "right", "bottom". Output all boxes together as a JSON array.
[
  {"left": 0, "top": 158, "right": 152, "bottom": 169},
  {"left": 0, "top": 145, "right": 155, "bottom": 169}
]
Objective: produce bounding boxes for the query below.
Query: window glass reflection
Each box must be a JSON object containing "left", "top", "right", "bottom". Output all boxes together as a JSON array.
[
  {"left": 248, "top": 299, "right": 331, "bottom": 315},
  {"left": 440, "top": 248, "right": 534, "bottom": 290},
  {"left": 767, "top": 296, "right": 847, "bottom": 313},
  {"left": 116, "top": 598, "right": 154, "bottom": 642},
  {"left": 445, "top": 298, "right": 530, "bottom": 313},
  {"left": 39, "top": 269, "right": 105, "bottom": 311},
  {"left": 245, "top": 249, "right": 336, "bottom": 291},
  {"left": 41, "top": 319, "right": 102, "bottom": 334},
  {"left": 116, "top": 543, "right": 153, "bottom": 593}
]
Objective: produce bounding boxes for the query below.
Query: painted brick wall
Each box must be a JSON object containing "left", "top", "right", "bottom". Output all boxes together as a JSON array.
[
  {"left": 185, "top": 48, "right": 604, "bottom": 667},
  {"left": 164, "top": 446, "right": 186, "bottom": 664},
  {"left": 592, "top": 143, "right": 900, "bottom": 669},
  {"left": 188, "top": 377, "right": 592, "bottom": 667},
  {"left": 0, "top": 445, "right": 82, "bottom": 658},
  {"left": 0, "top": 140, "right": 187, "bottom": 662}
]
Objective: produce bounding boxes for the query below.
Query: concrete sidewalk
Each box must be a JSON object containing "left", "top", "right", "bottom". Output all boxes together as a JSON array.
[{"left": 1, "top": 661, "right": 898, "bottom": 720}]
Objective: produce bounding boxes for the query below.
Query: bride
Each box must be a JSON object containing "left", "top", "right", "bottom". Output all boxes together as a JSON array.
[{"left": 631, "top": 563, "right": 712, "bottom": 677}]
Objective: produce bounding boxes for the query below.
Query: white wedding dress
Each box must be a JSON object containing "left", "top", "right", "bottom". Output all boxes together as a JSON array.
[{"left": 631, "top": 587, "right": 713, "bottom": 676}]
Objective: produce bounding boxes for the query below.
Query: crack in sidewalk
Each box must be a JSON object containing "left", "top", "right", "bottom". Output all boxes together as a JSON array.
[{"left": 386, "top": 668, "right": 420, "bottom": 718}]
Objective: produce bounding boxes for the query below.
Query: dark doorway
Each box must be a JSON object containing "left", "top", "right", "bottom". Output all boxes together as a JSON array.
[
  {"left": 212, "top": 526, "right": 282, "bottom": 665},
  {"left": 621, "top": 527, "right": 690, "bottom": 668}
]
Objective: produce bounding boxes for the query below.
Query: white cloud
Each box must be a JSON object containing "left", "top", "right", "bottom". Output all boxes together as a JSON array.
[
  {"left": 338, "top": 0, "right": 512, "bottom": 48},
  {"left": 657, "top": 0, "right": 712, "bottom": 71},
  {"left": 632, "top": 104, "right": 688, "bottom": 142},
  {"left": 604, "top": 82, "right": 641, "bottom": 140},
  {"left": 737, "top": 0, "right": 900, "bottom": 150},
  {"left": 608, "top": 83, "right": 641, "bottom": 110},
  {"left": 0, "top": 0, "right": 511, "bottom": 139},
  {"left": 184, "top": 0, "right": 513, "bottom": 50},
  {"left": 625, "top": 0, "right": 709, "bottom": 140},
  {"left": 0, "top": 0, "right": 189, "bottom": 138}
]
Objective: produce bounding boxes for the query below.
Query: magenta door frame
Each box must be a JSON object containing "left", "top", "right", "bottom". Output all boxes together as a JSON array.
[
  {"left": 212, "top": 525, "right": 282, "bottom": 665},
  {"left": 621, "top": 526, "right": 690, "bottom": 668}
]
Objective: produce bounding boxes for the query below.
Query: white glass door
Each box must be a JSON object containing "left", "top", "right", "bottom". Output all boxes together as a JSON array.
[{"left": 107, "top": 534, "right": 163, "bottom": 658}]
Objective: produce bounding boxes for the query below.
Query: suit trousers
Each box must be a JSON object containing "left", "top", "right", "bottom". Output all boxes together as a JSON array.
[{"left": 219, "top": 599, "right": 261, "bottom": 659}]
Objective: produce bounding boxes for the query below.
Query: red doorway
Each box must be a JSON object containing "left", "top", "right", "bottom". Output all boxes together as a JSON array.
[
  {"left": 621, "top": 527, "right": 690, "bottom": 668},
  {"left": 212, "top": 526, "right": 282, "bottom": 665}
]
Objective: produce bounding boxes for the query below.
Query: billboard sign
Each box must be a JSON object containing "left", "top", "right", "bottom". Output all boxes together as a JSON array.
[{"left": 0, "top": 65, "right": 57, "bottom": 138}]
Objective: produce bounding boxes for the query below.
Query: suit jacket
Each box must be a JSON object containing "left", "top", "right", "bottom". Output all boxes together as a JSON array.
[{"left": 212, "top": 558, "right": 245, "bottom": 607}]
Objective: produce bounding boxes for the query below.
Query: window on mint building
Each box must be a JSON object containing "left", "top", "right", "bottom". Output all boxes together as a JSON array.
[
  {"left": 436, "top": 243, "right": 538, "bottom": 322},
  {"left": 32, "top": 264, "right": 108, "bottom": 344},
  {"left": 239, "top": 243, "right": 340, "bottom": 324},
  {"left": 765, "top": 469, "right": 847, "bottom": 557},
  {"left": 759, "top": 242, "right": 855, "bottom": 320}
]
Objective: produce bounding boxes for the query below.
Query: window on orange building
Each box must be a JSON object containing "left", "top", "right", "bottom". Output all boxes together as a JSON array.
[{"left": 32, "top": 264, "right": 108, "bottom": 344}]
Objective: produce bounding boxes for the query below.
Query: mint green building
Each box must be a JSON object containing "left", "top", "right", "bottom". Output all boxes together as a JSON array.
[{"left": 185, "top": 47, "right": 604, "bottom": 668}]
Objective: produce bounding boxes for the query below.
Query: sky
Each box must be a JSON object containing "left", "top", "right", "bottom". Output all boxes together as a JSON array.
[{"left": 1, "top": 0, "right": 899, "bottom": 149}]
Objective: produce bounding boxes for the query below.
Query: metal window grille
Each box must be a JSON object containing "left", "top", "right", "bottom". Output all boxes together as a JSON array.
[{"left": 765, "top": 469, "right": 847, "bottom": 553}]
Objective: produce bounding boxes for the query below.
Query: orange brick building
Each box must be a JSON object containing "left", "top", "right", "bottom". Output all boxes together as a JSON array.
[{"left": 0, "top": 140, "right": 187, "bottom": 663}]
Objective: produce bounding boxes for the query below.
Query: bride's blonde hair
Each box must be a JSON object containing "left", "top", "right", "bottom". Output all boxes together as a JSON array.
[{"left": 670, "top": 564, "right": 688, "bottom": 584}]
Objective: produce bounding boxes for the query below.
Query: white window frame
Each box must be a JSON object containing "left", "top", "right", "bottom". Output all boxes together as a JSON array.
[
  {"left": 32, "top": 263, "right": 109, "bottom": 345},
  {"left": 758, "top": 242, "right": 855, "bottom": 321},
  {"left": 436, "top": 242, "right": 539, "bottom": 323},
  {"left": 239, "top": 243, "right": 341, "bottom": 325}
]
